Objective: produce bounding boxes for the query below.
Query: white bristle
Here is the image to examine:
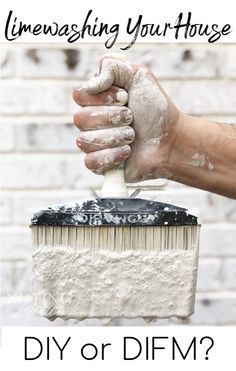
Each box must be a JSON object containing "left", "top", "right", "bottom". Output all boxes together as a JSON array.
[{"left": 32, "top": 225, "right": 200, "bottom": 252}]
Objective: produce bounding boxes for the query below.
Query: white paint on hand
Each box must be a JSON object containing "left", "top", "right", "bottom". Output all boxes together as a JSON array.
[
  {"left": 208, "top": 162, "right": 214, "bottom": 171},
  {"left": 82, "top": 69, "right": 114, "bottom": 93},
  {"left": 111, "top": 114, "right": 122, "bottom": 125},
  {"left": 80, "top": 127, "right": 135, "bottom": 147},
  {"left": 116, "top": 90, "right": 128, "bottom": 105},
  {"left": 190, "top": 153, "right": 206, "bottom": 167},
  {"left": 183, "top": 153, "right": 214, "bottom": 171}
]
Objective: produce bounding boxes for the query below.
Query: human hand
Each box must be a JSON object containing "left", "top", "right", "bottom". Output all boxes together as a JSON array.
[{"left": 73, "top": 54, "right": 182, "bottom": 182}]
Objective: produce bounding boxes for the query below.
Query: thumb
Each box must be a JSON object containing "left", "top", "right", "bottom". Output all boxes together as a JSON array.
[
  {"left": 82, "top": 54, "right": 133, "bottom": 94},
  {"left": 82, "top": 66, "right": 114, "bottom": 94}
]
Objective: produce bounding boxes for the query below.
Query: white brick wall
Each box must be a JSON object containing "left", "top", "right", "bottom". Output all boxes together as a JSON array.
[
  {"left": 1, "top": 227, "right": 32, "bottom": 260},
  {"left": 1, "top": 43, "right": 236, "bottom": 326},
  {"left": 0, "top": 50, "right": 14, "bottom": 78},
  {"left": 196, "top": 259, "right": 222, "bottom": 291},
  {"left": 1, "top": 156, "right": 64, "bottom": 189},
  {"left": 0, "top": 125, "right": 15, "bottom": 151},
  {"left": 222, "top": 259, "right": 236, "bottom": 289},
  {"left": 0, "top": 81, "right": 69, "bottom": 115},
  {"left": 164, "top": 81, "right": 236, "bottom": 115},
  {"left": 191, "top": 293, "right": 236, "bottom": 325},
  {"left": 0, "top": 197, "right": 12, "bottom": 225},
  {"left": 14, "top": 123, "right": 77, "bottom": 152}
]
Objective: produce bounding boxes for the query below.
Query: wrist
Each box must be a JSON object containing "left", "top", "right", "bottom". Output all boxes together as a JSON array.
[{"left": 163, "top": 110, "right": 188, "bottom": 179}]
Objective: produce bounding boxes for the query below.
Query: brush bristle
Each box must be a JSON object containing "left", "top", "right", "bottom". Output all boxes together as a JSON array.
[{"left": 32, "top": 225, "right": 200, "bottom": 251}]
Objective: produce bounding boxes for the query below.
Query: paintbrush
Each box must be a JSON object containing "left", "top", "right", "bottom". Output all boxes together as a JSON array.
[{"left": 31, "top": 166, "right": 200, "bottom": 321}]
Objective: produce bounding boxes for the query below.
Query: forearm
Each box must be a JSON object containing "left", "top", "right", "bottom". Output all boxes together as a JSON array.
[{"left": 167, "top": 113, "right": 236, "bottom": 199}]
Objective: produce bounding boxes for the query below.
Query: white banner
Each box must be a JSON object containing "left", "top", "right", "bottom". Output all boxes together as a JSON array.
[
  {"left": 0, "top": 0, "right": 235, "bottom": 45},
  {"left": 0, "top": 326, "right": 235, "bottom": 370}
]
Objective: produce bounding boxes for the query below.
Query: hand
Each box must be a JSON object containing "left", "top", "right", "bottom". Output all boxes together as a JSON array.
[{"left": 73, "top": 54, "right": 182, "bottom": 182}]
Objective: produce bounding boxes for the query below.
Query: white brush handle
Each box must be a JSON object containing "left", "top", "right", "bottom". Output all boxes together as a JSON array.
[{"left": 101, "top": 168, "right": 128, "bottom": 198}]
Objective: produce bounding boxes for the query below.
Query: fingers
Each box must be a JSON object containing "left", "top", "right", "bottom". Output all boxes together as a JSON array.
[
  {"left": 75, "top": 105, "right": 135, "bottom": 152},
  {"left": 76, "top": 54, "right": 134, "bottom": 94},
  {"left": 74, "top": 106, "right": 133, "bottom": 130},
  {"left": 77, "top": 126, "right": 135, "bottom": 152},
  {"left": 73, "top": 54, "right": 135, "bottom": 175},
  {"left": 84, "top": 146, "right": 131, "bottom": 174},
  {"left": 73, "top": 86, "right": 128, "bottom": 107}
]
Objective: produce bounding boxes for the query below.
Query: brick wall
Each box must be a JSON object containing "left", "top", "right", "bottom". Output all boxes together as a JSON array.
[{"left": 1, "top": 43, "right": 236, "bottom": 326}]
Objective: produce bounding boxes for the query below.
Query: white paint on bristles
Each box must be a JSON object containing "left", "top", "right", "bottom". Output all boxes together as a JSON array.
[{"left": 32, "top": 224, "right": 200, "bottom": 321}]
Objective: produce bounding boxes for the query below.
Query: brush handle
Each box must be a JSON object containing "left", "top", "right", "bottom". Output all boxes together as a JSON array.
[{"left": 101, "top": 167, "right": 128, "bottom": 198}]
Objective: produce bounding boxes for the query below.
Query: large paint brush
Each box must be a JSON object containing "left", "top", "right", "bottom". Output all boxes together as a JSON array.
[{"left": 31, "top": 166, "right": 200, "bottom": 322}]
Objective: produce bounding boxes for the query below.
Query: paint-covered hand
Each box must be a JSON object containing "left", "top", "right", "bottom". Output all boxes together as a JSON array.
[{"left": 73, "top": 54, "right": 181, "bottom": 182}]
